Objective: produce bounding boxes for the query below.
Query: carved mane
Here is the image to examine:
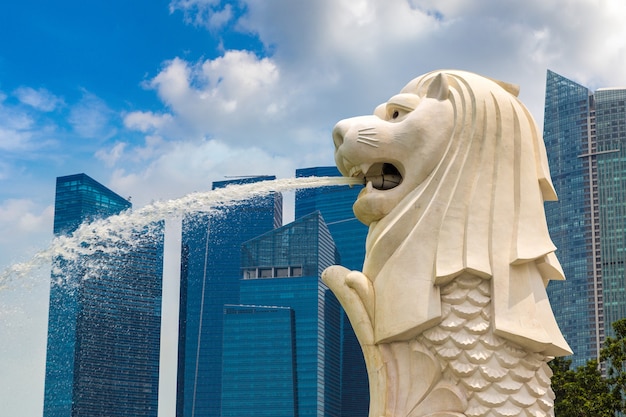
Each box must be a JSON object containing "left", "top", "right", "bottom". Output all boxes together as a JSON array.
[{"left": 363, "top": 70, "right": 571, "bottom": 356}]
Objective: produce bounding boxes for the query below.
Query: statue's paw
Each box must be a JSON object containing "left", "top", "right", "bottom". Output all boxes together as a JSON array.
[
  {"left": 323, "top": 267, "right": 373, "bottom": 316},
  {"left": 322, "top": 265, "right": 351, "bottom": 288},
  {"left": 323, "top": 265, "right": 375, "bottom": 345},
  {"left": 345, "top": 270, "right": 370, "bottom": 292}
]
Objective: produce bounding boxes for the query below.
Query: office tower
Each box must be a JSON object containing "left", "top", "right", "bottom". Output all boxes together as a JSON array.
[
  {"left": 544, "top": 70, "right": 626, "bottom": 367},
  {"left": 177, "top": 176, "right": 282, "bottom": 417},
  {"left": 222, "top": 211, "right": 342, "bottom": 416},
  {"left": 296, "top": 166, "right": 366, "bottom": 270},
  {"left": 296, "top": 167, "right": 369, "bottom": 415},
  {"left": 43, "top": 173, "right": 163, "bottom": 417}
]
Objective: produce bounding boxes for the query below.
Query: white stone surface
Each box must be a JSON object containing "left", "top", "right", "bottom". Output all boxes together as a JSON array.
[{"left": 323, "top": 70, "right": 572, "bottom": 417}]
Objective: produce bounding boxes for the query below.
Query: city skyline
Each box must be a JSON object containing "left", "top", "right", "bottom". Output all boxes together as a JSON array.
[{"left": 40, "top": 169, "right": 368, "bottom": 416}]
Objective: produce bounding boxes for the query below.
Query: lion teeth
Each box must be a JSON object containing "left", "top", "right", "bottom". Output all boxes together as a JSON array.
[
  {"left": 360, "top": 163, "right": 373, "bottom": 177},
  {"left": 367, "top": 174, "right": 403, "bottom": 190},
  {"left": 348, "top": 166, "right": 362, "bottom": 178}
]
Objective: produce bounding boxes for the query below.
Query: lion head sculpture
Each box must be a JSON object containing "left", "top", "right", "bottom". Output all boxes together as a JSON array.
[{"left": 330, "top": 70, "right": 571, "bottom": 356}]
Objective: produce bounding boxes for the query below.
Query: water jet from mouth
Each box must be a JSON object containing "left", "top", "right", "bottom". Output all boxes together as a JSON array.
[{"left": 0, "top": 176, "right": 363, "bottom": 287}]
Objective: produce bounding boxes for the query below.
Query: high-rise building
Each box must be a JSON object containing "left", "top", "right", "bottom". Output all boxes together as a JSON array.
[
  {"left": 296, "top": 166, "right": 369, "bottom": 415},
  {"left": 176, "top": 176, "right": 282, "bottom": 417},
  {"left": 222, "top": 211, "right": 342, "bottom": 416},
  {"left": 178, "top": 169, "right": 369, "bottom": 416},
  {"left": 544, "top": 70, "right": 626, "bottom": 367},
  {"left": 43, "top": 173, "right": 164, "bottom": 417},
  {"left": 296, "top": 166, "right": 367, "bottom": 270}
]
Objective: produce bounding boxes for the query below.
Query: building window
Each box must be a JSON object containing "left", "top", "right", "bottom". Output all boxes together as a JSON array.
[
  {"left": 291, "top": 266, "right": 302, "bottom": 277},
  {"left": 259, "top": 268, "right": 273, "bottom": 278},
  {"left": 242, "top": 265, "right": 305, "bottom": 278},
  {"left": 243, "top": 269, "right": 257, "bottom": 279}
]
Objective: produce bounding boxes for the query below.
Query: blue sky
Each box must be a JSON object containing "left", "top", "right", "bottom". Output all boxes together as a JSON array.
[{"left": 2, "top": 0, "right": 626, "bottom": 415}]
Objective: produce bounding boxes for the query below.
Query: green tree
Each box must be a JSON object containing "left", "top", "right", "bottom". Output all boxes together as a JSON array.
[
  {"left": 600, "top": 318, "right": 626, "bottom": 413},
  {"left": 550, "top": 318, "right": 626, "bottom": 416},
  {"left": 550, "top": 357, "right": 619, "bottom": 417}
]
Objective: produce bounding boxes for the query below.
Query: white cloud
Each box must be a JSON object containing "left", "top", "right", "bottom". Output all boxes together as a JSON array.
[
  {"left": 0, "top": 101, "right": 54, "bottom": 153},
  {"left": 229, "top": 0, "right": 626, "bottom": 121},
  {"left": 200, "top": 50, "right": 280, "bottom": 101},
  {"left": 0, "top": 199, "right": 54, "bottom": 238},
  {"left": 149, "top": 51, "right": 281, "bottom": 118},
  {"left": 108, "top": 138, "right": 296, "bottom": 207},
  {"left": 95, "top": 142, "right": 127, "bottom": 167},
  {"left": 0, "top": 126, "right": 33, "bottom": 151},
  {"left": 96, "top": 134, "right": 169, "bottom": 169},
  {"left": 401, "top": 0, "right": 626, "bottom": 90},
  {"left": 41, "top": 0, "right": 626, "bottom": 220},
  {"left": 124, "top": 111, "right": 173, "bottom": 133},
  {"left": 144, "top": 51, "right": 295, "bottom": 153},
  {"left": 169, "top": 0, "right": 234, "bottom": 29},
  {"left": 0, "top": 102, "right": 36, "bottom": 151},
  {"left": 208, "top": 3, "right": 233, "bottom": 29},
  {"left": 114, "top": 0, "right": 626, "bottom": 212},
  {"left": 0, "top": 199, "right": 54, "bottom": 273},
  {"left": 13, "top": 87, "right": 63, "bottom": 112},
  {"left": 68, "top": 90, "right": 118, "bottom": 140},
  {"left": 133, "top": 135, "right": 167, "bottom": 161}
]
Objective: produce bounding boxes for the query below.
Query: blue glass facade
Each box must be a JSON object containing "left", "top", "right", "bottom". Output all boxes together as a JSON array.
[
  {"left": 43, "top": 173, "right": 163, "bottom": 417},
  {"left": 544, "top": 70, "right": 626, "bottom": 367},
  {"left": 177, "top": 176, "right": 282, "bottom": 417},
  {"left": 593, "top": 88, "right": 626, "bottom": 334},
  {"left": 223, "top": 212, "right": 342, "bottom": 416},
  {"left": 222, "top": 306, "right": 297, "bottom": 417},
  {"left": 296, "top": 166, "right": 366, "bottom": 270},
  {"left": 296, "top": 167, "right": 369, "bottom": 415}
]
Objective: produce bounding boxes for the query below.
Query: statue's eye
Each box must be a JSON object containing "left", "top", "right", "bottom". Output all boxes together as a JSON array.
[{"left": 386, "top": 103, "right": 411, "bottom": 120}]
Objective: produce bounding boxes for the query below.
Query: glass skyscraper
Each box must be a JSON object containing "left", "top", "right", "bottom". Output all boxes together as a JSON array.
[
  {"left": 296, "top": 166, "right": 367, "bottom": 270},
  {"left": 222, "top": 211, "right": 342, "bottom": 416},
  {"left": 176, "top": 176, "right": 282, "bottom": 417},
  {"left": 296, "top": 166, "right": 369, "bottom": 415},
  {"left": 43, "top": 173, "right": 164, "bottom": 417},
  {"left": 544, "top": 70, "right": 626, "bottom": 367}
]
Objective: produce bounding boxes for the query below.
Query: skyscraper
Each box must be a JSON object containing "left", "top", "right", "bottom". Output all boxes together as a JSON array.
[
  {"left": 222, "top": 211, "right": 342, "bottom": 416},
  {"left": 296, "top": 166, "right": 369, "bottom": 415},
  {"left": 178, "top": 169, "right": 368, "bottom": 416},
  {"left": 296, "top": 166, "right": 367, "bottom": 271},
  {"left": 43, "top": 173, "right": 164, "bottom": 417},
  {"left": 176, "top": 176, "right": 282, "bottom": 417},
  {"left": 544, "top": 70, "right": 626, "bottom": 367}
]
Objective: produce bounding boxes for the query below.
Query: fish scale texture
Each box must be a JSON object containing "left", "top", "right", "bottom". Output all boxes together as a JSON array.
[{"left": 418, "top": 275, "right": 555, "bottom": 417}]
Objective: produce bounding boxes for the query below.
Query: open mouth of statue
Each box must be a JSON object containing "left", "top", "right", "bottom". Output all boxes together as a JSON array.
[{"left": 349, "top": 162, "right": 403, "bottom": 191}]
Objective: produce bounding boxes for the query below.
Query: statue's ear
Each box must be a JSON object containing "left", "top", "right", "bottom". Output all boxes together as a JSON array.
[{"left": 426, "top": 73, "right": 450, "bottom": 100}]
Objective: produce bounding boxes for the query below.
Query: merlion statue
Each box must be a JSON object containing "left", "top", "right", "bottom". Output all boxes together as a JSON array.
[{"left": 322, "top": 70, "right": 572, "bottom": 417}]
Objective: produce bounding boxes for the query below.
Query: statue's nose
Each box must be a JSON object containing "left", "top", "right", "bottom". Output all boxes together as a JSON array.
[{"left": 332, "top": 119, "right": 349, "bottom": 150}]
